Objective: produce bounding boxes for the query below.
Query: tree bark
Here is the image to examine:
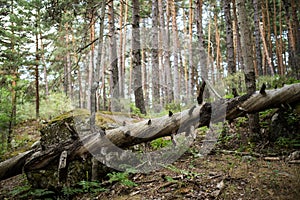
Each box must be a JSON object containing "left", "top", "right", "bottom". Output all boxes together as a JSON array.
[
  {"left": 253, "top": 0, "right": 263, "bottom": 76},
  {"left": 236, "top": 0, "right": 260, "bottom": 140},
  {"left": 1, "top": 83, "right": 300, "bottom": 181},
  {"left": 151, "top": 0, "right": 161, "bottom": 112},
  {"left": 224, "top": 0, "right": 235, "bottom": 74},
  {"left": 170, "top": 0, "right": 180, "bottom": 103},
  {"left": 132, "top": 0, "right": 147, "bottom": 114},
  {"left": 108, "top": 0, "right": 120, "bottom": 112}
]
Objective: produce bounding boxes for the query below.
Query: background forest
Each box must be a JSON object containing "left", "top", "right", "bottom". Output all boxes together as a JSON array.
[{"left": 0, "top": 0, "right": 299, "bottom": 152}]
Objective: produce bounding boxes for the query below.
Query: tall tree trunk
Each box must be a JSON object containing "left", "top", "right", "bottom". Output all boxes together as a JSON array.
[
  {"left": 170, "top": 0, "right": 180, "bottom": 103},
  {"left": 195, "top": 0, "right": 207, "bottom": 97},
  {"left": 259, "top": 22, "right": 275, "bottom": 76},
  {"left": 195, "top": 0, "right": 205, "bottom": 77},
  {"left": 158, "top": 0, "right": 173, "bottom": 104},
  {"left": 265, "top": 0, "right": 274, "bottom": 75},
  {"left": 232, "top": 0, "right": 244, "bottom": 71},
  {"left": 118, "top": 1, "right": 125, "bottom": 98},
  {"left": 151, "top": 0, "right": 161, "bottom": 112},
  {"left": 95, "top": 0, "right": 106, "bottom": 111},
  {"left": 71, "top": 32, "right": 83, "bottom": 108},
  {"left": 39, "top": 33, "right": 49, "bottom": 98},
  {"left": 284, "top": 0, "right": 300, "bottom": 78},
  {"left": 87, "top": 7, "right": 97, "bottom": 131},
  {"left": 141, "top": 37, "right": 149, "bottom": 108},
  {"left": 8, "top": 72, "right": 17, "bottom": 148},
  {"left": 278, "top": 0, "right": 285, "bottom": 75},
  {"left": 132, "top": 0, "right": 146, "bottom": 114},
  {"left": 236, "top": 0, "right": 260, "bottom": 141},
  {"left": 273, "top": 0, "right": 283, "bottom": 75},
  {"left": 214, "top": 3, "right": 222, "bottom": 79},
  {"left": 224, "top": 0, "right": 236, "bottom": 74},
  {"left": 7, "top": 1, "right": 17, "bottom": 148},
  {"left": 108, "top": 0, "right": 120, "bottom": 111},
  {"left": 65, "top": 22, "right": 72, "bottom": 100},
  {"left": 253, "top": 0, "right": 263, "bottom": 76},
  {"left": 35, "top": 18, "right": 40, "bottom": 119},
  {"left": 291, "top": 0, "right": 300, "bottom": 79},
  {"left": 224, "top": 0, "right": 237, "bottom": 96},
  {"left": 187, "top": 0, "right": 193, "bottom": 100}
]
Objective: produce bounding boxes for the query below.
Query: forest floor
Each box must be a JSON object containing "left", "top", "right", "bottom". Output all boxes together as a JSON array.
[{"left": 0, "top": 114, "right": 299, "bottom": 199}]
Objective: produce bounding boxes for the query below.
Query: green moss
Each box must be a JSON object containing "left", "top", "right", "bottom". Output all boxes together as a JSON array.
[{"left": 49, "top": 109, "right": 89, "bottom": 124}]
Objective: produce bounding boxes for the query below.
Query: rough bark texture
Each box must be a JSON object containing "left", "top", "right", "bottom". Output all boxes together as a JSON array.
[
  {"left": 224, "top": 0, "right": 235, "bottom": 74},
  {"left": 0, "top": 83, "right": 300, "bottom": 187},
  {"left": 108, "top": 0, "right": 120, "bottom": 112},
  {"left": 151, "top": 0, "right": 160, "bottom": 112},
  {"left": 253, "top": 0, "right": 263, "bottom": 75},
  {"left": 236, "top": 0, "right": 260, "bottom": 139},
  {"left": 132, "top": 0, "right": 147, "bottom": 114}
]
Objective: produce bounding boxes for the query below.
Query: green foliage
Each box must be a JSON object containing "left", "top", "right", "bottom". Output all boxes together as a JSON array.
[
  {"left": 28, "top": 189, "right": 55, "bottom": 198},
  {"left": 10, "top": 186, "right": 55, "bottom": 200},
  {"left": 17, "top": 92, "right": 74, "bottom": 121},
  {"left": 61, "top": 186, "right": 83, "bottom": 196},
  {"left": 150, "top": 137, "right": 172, "bottom": 150},
  {"left": 236, "top": 117, "right": 247, "bottom": 127},
  {"left": 224, "top": 93, "right": 234, "bottom": 99},
  {"left": 284, "top": 111, "right": 300, "bottom": 126},
  {"left": 165, "top": 102, "right": 181, "bottom": 113},
  {"left": 0, "top": 87, "right": 11, "bottom": 128},
  {"left": 275, "top": 137, "right": 291, "bottom": 148},
  {"left": 275, "top": 137, "right": 300, "bottom": 148},
  {"left": 107, "top": 171, "right": 138, "bottom": 187},
  {"left": 9, "top": 184, "right": 31, "bottom": 198},
  {"left": 164, "top": 164, "right": 202, "bottom": 179},
  {"left": 164, "top": 175, "right": 177, "bottom": 183},
  {"left": 78, "top": 180, "right": 107, "bottom": 193},
  {"left": 257, "top": 75, "right": 300, "bottom": 90},
  {"left": 130, "top": 103, "right": 142, "bottom": 117},
  {"left": 224, "top": 72, "right": 246, "bottom": 95}
]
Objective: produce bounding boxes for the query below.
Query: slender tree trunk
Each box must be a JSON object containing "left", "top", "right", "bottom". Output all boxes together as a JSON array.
[
  {"left": 272, "top": 0, "right": 282, "bottom": 75},
  {"left": 108, "top": 0, "right": 120, "bottom": 111},
  {"left": 141, "top": 19, "right": 149, "bottom": 109},
  {"left": 118, "top": 1, "right": 125, "bottom": 98},
  {"left": 291, "top": 0, "right": 300, "bottom": 79},
  {"left": 214, "top": 4, "right": 222, "bottom": 79},
  {"left": 265, "top": 0, "right": 274, "bottom": 75},
  {"left": 224, "top": 0, "right": 236, "bottom": 74},
  {"left": 8, "top": 72, "right": 17, "bottom": 148},
  {"left": 236, "top": 0, "right": 260, "bottom": 141},
  {"left": 259, "top": 23, "right": 275, "bottom": 76},
  {"left": 71, "top": 32, "right": 83, "bottom": 108},
  {"left": 284, "top": 0, "right": 300, "bottom": 78},
  {"left": 232, "top": 0, "right": 244, "bottom": 71},
  {"left": 40, "top": 34, "right": 49, "bottom": 98},
  {"left": 278, "top": 1, "right": 285, "bottom": 75},
  {"left": 170, "top": 0, "right": 180, "bottom": 103},
  {"left": 253, "top": 0, "right": 263, "bottom": 76},
  {"left": 35, "top": 19, "right": 40, "bottom": 119},
  {"left": 65, "top": 22, "right": 72, "bottom": 100},
  {"left": 159, "top": 0, "right": 173, "bottom": 104},
  {"left": 7, "top": 1, "right": 17, "bottom": 148},
  {"left": 195, "top": 0, "right": 207, "bottom": 98},
  {"left": 88, "top": 8, "right": 97, "bottom": 131},
  {"left": 132, "top": 0, "right": 146, "bottom": 114},
  {"left": 151, "top": 0, "right": 161, "bottom": 112},
  {"left": 188, "top": 0, "right": 193, "bottom": 100},
  {"left": 141, "top": 37, "right": 149, "bottom": 108},
  {"left": 95, "top": 0, "right": 106, "bottom": 111}
]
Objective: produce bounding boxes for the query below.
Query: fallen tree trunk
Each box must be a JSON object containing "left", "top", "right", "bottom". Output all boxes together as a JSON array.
[{"left": 0, "top": 83, "right": 299, "bottom": 183}]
